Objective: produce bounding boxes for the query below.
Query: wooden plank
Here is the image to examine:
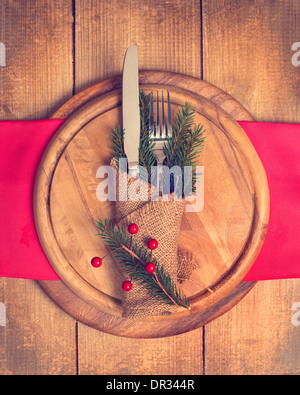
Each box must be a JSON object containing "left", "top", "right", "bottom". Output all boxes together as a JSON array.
[
  {"left": 77, "top": 326, "right": 203, "bottom": 375},
  {"left": 205, "top": 280, "right": 300, "bottom": 375},
  {"left": 74, "top": 0, "right": 204, "bottom": 374},
  {"left": 0, "top": 0, "right": 74, "bottom": 120},
  {"left": 202, "top": 0, "right": 300, "bottom": 375},
  {"left": 203, "top": 0, "right": 300, "bottom": 122},
  {"left": 0, "top": 0, "right": 76, "bottom": 374},
  {"left": 74, "top": 0, "right": 202, "bottom": 92},
  {"left": 0, "top": 278, "right": 76, "bottom": 375}
]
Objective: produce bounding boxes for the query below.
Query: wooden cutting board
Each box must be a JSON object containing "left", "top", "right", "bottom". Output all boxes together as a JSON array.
[{"left": 35, "top": 71, "right": 269, "bottom": 338}]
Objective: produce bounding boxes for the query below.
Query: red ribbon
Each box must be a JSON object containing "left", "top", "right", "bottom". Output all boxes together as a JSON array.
[{"left": 0, "top": 119, "right": 299, "bottom": 281}]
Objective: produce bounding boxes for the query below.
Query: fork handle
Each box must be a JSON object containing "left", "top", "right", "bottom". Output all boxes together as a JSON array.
[
  {"left": 152, "top": 149, "right": 166, "bottom": 192},
  {"left": 153, "top": 149, "right": 166, "bottom": 167},
  {"left": 152, "top": 140, "right": 166, "bottom": 167}
]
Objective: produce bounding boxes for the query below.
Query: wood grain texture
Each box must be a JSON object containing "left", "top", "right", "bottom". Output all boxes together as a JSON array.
[
  {"left": 0, "top": 278, "right": 76, "bottom": 375},
  {"left": 74, "top": 0, "right": 202, "bottom": 93},
  {"left": 205, "top": 280, "right": 300, "bottom": 375},
  {"left": 1, "top": 0, "right": 300, "bottom": 375},
  {"left": 202, "top": 0, "right": 300, "bottom": 375},
  {"left": 77, "top": 324, "right": 204, "bottom": 375},
  {"left": 0, "top": 0, "right": 76, "bottom": 375},
  {"left": 39, "top": 278, "right": 255, "bottom": 339},
  {"left": 203, "top": 0, "right": 300, "bottom": 122},
  {"left": 0, "top": 0, "right": 74, "bottom": 120}
]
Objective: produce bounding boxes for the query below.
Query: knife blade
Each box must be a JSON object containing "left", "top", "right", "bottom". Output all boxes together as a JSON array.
[{"left": 122, "top": 45, "right": 140, "bottom": 178}]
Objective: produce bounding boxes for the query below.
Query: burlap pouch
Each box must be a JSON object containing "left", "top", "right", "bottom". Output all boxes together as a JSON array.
[{"left": 111, "top": 159, "right": 194, "bottom": 318}]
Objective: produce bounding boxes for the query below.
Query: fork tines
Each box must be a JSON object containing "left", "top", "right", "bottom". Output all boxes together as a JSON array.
[{"left": 149, "top": 90, "right": 172, "bottom": 140}]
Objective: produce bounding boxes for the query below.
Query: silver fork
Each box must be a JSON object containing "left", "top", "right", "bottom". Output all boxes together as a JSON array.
[{"left": 149, "top": 90, "right": 172, "bottom": 190}]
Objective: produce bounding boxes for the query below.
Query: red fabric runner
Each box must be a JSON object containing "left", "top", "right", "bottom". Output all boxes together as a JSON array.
[{"left": 0, "top": 119, "right": 299, "bottom": 281}]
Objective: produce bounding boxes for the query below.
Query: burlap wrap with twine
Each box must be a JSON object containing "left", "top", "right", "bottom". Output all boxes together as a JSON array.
[{"left": 111, "top": 159, "right": 195, "bottom": 318}]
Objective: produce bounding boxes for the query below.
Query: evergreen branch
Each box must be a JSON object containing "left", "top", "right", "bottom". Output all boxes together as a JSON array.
[
  {"left": 181, "top": 124, "right": 206, "bottom": 167},
  {"left": 96, "top": 218, "right": 190, "bottom": 310},
  {"left": 110, "top": 125, "right": 126, "bottom": 163},
  {"left": 178, "top": 123, "right": 206, "bottom": 196},
  {"left": 163, "top": 106, "right": 206, "bottom": 197},
  {"left": 110, "top": 94, "right": 205, "bottom": 195},
  {"left": 163, "top": 102, "right": 196, "bottom": 167}
]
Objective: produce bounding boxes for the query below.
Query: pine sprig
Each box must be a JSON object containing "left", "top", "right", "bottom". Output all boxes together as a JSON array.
[
  {"left": 163, "top": 104, "right": 206, "bottom": 196},
  {"left": 95, "top": 218, "right": 190, "bottom": 310},
  {"left": 180, "top": 124, "right": 206, "bottom": 167},
  {"left": 110, "top": 92, "right": 205, "bottom": 196},
  {"left": 110, "top": 125, "right": 126, "bottom": 163},
  {"left": 177, "top": 123, "right": 206, "bottom": 196},
  {"left": 163, "top": 102, "right": 197, "bottom": 167}
]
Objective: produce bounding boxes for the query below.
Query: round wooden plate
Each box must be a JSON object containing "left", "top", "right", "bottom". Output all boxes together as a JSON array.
[{"left": 35, "top": 71, "right": 269, "bottom": 338}]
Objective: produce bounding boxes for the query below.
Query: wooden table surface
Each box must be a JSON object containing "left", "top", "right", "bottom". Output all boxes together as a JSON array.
[{"left": 0, "top": 0, "right": 300, "bottom": 375}]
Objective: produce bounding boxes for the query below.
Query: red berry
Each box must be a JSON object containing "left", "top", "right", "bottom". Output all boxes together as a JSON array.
[
  {"left": 91, "top": 257, "right": 102, "bottom": 268},
  {"left": 128, "top": 223, "right": 139, "bottom": 234},
  {"left": 145, "top": 262, "right": 156, "bottom": 273},
  {"left": 147, "top": 238, "right": 158, "bottom": 250},
  {"left": 122, "top": 281, "right": 132, "bottom": 291}
]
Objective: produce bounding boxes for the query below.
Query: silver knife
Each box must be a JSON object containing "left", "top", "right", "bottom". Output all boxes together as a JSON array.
[{"left": 122, "top": 45, "right": 140, "bottom": 178}]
